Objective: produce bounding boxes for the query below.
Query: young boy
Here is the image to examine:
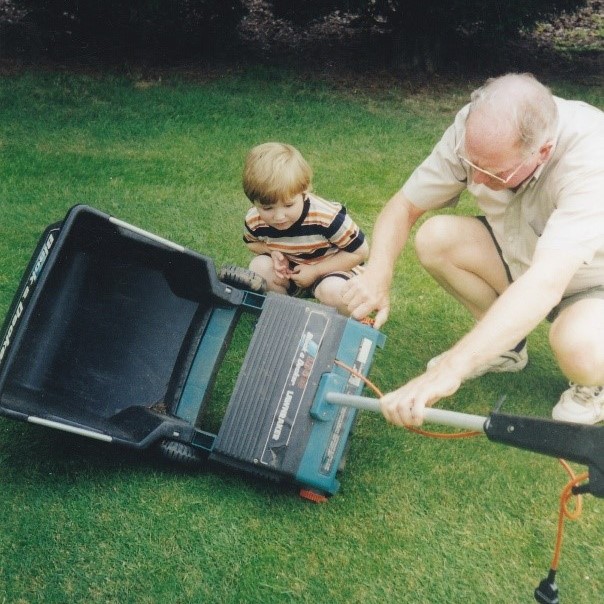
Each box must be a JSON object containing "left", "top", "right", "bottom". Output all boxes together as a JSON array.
[{"left": 242, "top": 142, "right": 368, "bottom": 315}]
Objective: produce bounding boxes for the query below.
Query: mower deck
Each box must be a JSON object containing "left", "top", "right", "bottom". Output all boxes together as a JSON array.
[{"left": 0, "top": 205, "right": 384, "bottom": 496}]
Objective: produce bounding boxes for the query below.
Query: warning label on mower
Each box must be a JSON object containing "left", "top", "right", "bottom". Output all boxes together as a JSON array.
[
  {"left": 0, "top": 230, "right": 57, "bottom": 366},
  {"left": 319, "top": 336, "right": 373, "bottom": 475},
  {"left": 261, "top": 311, "right": 327, "bottom": 467}
]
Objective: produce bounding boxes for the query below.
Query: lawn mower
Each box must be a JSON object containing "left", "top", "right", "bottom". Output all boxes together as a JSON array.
[{"left": 0, "top": 205, "right": 385, "bottom": 500}]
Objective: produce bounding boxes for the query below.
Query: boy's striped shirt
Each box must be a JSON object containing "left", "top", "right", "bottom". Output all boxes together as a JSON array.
[{"left": 244, "top": 194, "right": 365, "bottom": 265}]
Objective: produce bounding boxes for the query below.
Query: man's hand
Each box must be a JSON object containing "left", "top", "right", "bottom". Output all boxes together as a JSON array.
[
  {"left": 341, "top": 272, "right": 391, "bottom": 329},
  {"left": 379, "top": 364, "right": 463, "bottom": 426}
]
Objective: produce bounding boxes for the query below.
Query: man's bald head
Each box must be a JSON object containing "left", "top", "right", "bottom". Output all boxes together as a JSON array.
[{"left": 466, "top": 73, "right": 558, "bottom": 158}]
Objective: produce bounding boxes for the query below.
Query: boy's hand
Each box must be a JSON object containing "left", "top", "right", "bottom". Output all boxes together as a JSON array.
[
  {"left": 290, "top": 264, "right": 318, "bottom": 288},
  {"left": 270, "top": 251, "right": 291, "bottom": 280}
]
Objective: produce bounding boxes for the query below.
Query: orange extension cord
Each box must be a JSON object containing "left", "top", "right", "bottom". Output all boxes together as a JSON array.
[
  {"left": 334, "top": 359, "right": 588, "bottom": 572},
  {"left": 551, "top": 460, "right": 588, "bottom": 572}
]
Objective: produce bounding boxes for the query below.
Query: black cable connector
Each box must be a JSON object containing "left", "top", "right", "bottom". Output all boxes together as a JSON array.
[
  {"left": 534, "top": 569, "right": 559, "bottom": 604},
  {"left": 572, "top": 482, "right": 591, "bottom": 495}
]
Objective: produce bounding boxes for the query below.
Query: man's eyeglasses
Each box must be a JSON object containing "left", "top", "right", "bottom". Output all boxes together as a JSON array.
[{"left": 454, "top": 136, "right": 535, "bottom": 185}]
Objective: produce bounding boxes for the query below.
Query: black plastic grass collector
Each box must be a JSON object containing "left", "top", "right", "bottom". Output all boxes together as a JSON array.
[{"left": 0, "top": 205, "right": 385, "bottom": 498}]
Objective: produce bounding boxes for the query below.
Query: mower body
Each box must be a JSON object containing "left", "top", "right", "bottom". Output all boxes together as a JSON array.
[{"left": 0, "top": 205, "right": 385, "bottom": 496}]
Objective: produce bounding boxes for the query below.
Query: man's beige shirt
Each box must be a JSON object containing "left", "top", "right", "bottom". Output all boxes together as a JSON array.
[{"left": 402, "top": 97, "right": 604, "bottom": 296}]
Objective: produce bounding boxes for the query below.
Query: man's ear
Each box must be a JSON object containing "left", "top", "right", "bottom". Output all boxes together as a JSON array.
[{"left": 537, "top": 141, "right": 554, "bottom": 165}]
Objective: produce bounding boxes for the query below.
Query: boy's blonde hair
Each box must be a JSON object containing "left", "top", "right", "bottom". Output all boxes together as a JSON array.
[{"left": 243, "top": 142, "right": 312, "bottom": 205}]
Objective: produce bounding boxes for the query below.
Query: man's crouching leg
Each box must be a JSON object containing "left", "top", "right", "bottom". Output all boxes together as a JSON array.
[{"left": 550, "top": 297, "right": 604, "bottom": 424}]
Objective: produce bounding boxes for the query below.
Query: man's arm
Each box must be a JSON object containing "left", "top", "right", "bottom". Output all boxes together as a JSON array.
[
  {"left": 380, "top": 247, "right": 586, "bottom": 426},
  {"left": 341, "top": 189, "right": 425, "bottom": 328}
]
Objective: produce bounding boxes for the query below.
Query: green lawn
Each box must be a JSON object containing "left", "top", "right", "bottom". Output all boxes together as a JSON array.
[{"left": 0, "top": 66, "right": 602, "bottom": 603}]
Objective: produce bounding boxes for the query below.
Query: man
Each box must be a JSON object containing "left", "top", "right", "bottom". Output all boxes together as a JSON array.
[{"left": 342, "top": 73, "right": 604, "bottom": 427}]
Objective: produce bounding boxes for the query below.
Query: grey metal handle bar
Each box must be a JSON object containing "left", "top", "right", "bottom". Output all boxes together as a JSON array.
[{"left": 325, "top": 392, "right": 487, "bottom": 432}]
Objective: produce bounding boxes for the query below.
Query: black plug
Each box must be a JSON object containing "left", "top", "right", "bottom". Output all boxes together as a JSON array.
[
  {"left": 572, "top": 482, "right": 591, "bottom": 495},
  {"left": 534, "top": 569, "right": 559, "bottom": 604}
]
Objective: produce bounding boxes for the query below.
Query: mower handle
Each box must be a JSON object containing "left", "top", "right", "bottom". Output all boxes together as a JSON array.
[
  {"left": 326, "top": 391, "right": 604, "bottom": 498},
  {"left": 325, "top": 392, "right": 487, "bottom": 432}
]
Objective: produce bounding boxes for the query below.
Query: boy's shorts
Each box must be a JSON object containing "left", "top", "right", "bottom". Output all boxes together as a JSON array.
[{"left": 475, "top": 215, "right": 604, "bottom": 323}]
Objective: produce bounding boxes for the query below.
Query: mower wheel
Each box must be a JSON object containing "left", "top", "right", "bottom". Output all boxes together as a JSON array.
[
  {"left": 159, "top": 439, "right": 204, "bottom": 467},
  {"left": 218, "top": 264, "right": 267, "bottom": 293}
]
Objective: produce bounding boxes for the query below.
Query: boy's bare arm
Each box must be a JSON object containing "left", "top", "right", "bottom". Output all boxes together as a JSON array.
[
  {"left": 314, "top": 240, "right": 369, "bottom": 277},
  {"left": 289, "top": 242, "right": 369, "bottom": 289},
  {"left": 245, "top": 241, "right": 271, "bottom": 255}
]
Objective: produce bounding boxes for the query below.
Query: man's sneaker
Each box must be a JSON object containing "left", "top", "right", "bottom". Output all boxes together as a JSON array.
[
  {"left": 427, "top": 343, "right": 528, "bottom": 381},
  {"left": 552, "top": 384, "right": 604, "bottom": 425}
]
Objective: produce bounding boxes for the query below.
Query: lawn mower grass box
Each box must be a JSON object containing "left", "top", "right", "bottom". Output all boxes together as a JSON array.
[{"left": 0, "top": 205, "right": 385, "bottom": 497}]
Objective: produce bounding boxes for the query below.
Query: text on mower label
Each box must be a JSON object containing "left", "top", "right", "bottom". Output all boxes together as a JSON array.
[
  {"left": 0, "top": 232, "right": 55, "bottom": 365},
  {"left": 261, "top": 311, "right": 328, "bottom": 467},
  {"left": 272, "top": 390, "right": 293, "bottom": 441}
]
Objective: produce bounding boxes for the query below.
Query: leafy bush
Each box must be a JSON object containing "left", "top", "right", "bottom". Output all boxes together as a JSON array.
[
  {"left": 1, "top": 0, "right": 592, "bottom": 66},
  {"left": 8, "top": 0, "right": 245, "bottom": 58},
  {"left": 271, "top": 0, "right": 589, "bottom": 69}
]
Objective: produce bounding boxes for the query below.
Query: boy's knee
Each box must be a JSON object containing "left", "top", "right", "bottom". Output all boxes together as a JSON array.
[
  {"left": 313, "top": 279, "right": 332, "bottom": 301},
  {"left": 314, "top": 278, "right": 344, "bottom": 306},
  {"left": 249, "top": 254, "right": 272, "bottom": 274},
  {"left": 249, "top": 255, "right": 289, "bottom": 294}
]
